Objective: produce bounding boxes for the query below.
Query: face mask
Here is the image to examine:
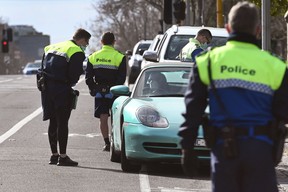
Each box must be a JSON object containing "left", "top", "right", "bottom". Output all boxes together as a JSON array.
[
  {"left": 80, "top": 45, "right": 87, "bottom": 52},
  {"left": 201, "top": 42, "right": 208, "bottom": 50}
]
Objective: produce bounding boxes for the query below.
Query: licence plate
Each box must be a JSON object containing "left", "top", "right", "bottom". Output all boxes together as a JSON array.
[{"left": 194, "top": 139, "right": 206, "bottom": 147}]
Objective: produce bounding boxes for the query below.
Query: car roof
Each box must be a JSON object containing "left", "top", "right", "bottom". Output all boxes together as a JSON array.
[
  {"left": 166, "top": 25, "right": 229, "bottom": 37},
  {"left": 143, "top": 61, "right": 193, "bottom": 69}
]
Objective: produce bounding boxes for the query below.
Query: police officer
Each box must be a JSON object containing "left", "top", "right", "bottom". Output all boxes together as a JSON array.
[
  {"left": 180, "top": 29, "right": 212, "bottom": 62},
  {"left": 85, "top": 32, "right": 126, "bottom": 151},
  {"left": 41, "top": 28, "right": 91, "bottom": 166},
  {"left": 178, "top": 2, "right": 288, "bottom": 192}
]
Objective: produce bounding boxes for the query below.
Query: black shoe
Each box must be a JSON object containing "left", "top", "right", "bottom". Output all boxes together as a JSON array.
[
  {"left": 49, "top": 155, "right": 59, "bottom": 165},
  {"left": 103, "top": 144, "right": 110, "bottom": 152},
  {"left": 57, "top": 156, "right": 78, "bottom": 166}
]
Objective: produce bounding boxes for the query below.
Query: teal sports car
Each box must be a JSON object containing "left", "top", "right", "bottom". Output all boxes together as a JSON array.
[{"left": 110, "top": 62, "right": 210, "bottom": 172}]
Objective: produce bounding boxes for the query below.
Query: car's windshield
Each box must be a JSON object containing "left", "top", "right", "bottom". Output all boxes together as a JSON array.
[
  {"left": 133, "top": 66, "right": 191, "bottom": 97},
  {"left": 164, "top": 35, "right": 227, "bottom": 60}
]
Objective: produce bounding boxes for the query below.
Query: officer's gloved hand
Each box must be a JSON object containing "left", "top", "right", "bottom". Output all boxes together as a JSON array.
[
  {"left": 181, "top": 149, "right": 199, "bottom": 178},
  {"left": 89, "top": 89, "right": 96, "bottom": 97},
  {"left": 104, "top": 92, "right": 113, "bottom": 99},
  {"left": 95, "top": 92, "right": 103, "bottom": 98}
]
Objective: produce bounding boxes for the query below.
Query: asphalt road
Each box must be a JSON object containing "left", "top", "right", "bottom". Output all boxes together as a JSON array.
[{"left": 0, "top": 75, "right": 287, "bottom": 192}]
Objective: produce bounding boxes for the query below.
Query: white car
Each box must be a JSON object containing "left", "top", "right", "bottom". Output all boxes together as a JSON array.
[
  {"left": 127, "top": 40, "right": 153, "bottom": 84},
  {"left": 22, "top": 60, "right": 42, "bottom": 75},
  {"left": 142, "top": 25, "right": 229, "bottom": 69}
]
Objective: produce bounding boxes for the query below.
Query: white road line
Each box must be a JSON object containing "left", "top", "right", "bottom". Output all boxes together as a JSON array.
[
  {"left": 0, "top": 77, "right": 85, "bottom": 144},
  {"left": 0, "top": 107, "right": 42, "bottom": 144},
  {"left": 139, "top": 165, "right": 151, "bottom": 192},
  {"left": 0, "top": 79, "right": 13, "bottom": 83}
]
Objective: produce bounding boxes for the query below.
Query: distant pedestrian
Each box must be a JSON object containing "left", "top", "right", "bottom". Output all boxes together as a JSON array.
[
  {"left": 179, "top": 1, "right": 288, "bottom": 192},
  {"left": 85, "top": 32, "right": 126, "bottom": 151},
  {"left": 40, "top": 28, "right": 91, "bottom": 166}
]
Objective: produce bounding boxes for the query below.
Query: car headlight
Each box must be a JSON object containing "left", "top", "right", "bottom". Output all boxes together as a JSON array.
[{"left": 136, "top": 106, "right": 168, "bottom": 128}]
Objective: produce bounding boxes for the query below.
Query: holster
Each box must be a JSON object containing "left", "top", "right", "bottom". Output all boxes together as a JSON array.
[
  {"left": 70, "top": 89, "right": 79, "bottom": 110},
  {"left": 202, "top": 114, "right": 216, "bottom": 148},
  {"left": 270, "top": 120, "right": 287, "bottom": 166},
  {"left": 221, "top": 126, "right": 238, "bottom": 159},
  {"left": 36, "top": 71, "right": 46, "bottom": 92}
]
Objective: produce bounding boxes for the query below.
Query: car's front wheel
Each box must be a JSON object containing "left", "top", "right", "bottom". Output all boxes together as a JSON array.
[{"left": 121, "top": 131, "right": 141, "bottom": 172}]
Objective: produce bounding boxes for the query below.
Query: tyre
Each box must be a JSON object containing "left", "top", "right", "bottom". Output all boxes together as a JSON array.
[
  {"left": 110, "top": 129, "right": 121, "bottom": 162},
  {"left": 121, "top": 131, "right": 141, "bottom": 172}
]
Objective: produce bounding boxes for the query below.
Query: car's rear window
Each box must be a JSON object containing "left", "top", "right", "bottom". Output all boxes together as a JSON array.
[{"left": 135, "top": 43, "right": 151, "bottom": 54}]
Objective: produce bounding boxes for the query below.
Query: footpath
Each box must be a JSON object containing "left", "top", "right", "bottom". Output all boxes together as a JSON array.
[{"left": 277, "top": 140, "right": 288, "bottom": 192}]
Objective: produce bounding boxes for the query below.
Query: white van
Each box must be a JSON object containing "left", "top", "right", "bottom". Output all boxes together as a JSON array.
[{"left": 142, "top": 25, "right": 229, "bottom": 69}]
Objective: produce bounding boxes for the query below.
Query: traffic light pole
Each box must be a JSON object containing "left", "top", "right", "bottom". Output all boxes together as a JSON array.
[
  {"left": 285, "top": 10, "right": 288, "bottom": 60},
  {"left": 261, "top": 0, "right": 271, "bottom": 51},
  {"left": 216, "top": 0, "right": 224, "bottom": 28}
]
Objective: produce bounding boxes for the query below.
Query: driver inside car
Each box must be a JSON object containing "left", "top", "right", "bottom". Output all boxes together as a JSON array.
[{"left": 147, "top": 72, "right": 168, "bottom": 94}]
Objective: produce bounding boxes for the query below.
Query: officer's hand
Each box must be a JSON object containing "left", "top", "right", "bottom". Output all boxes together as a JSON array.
[
  {"left": 181, "top": 149, "right": 199, "bottom": 178},
  {"left": 104, "top": 92, "right": 113, "bottom": 99},
  {"left": 89, "top": 89, "right": 96, "bottom": 97},
  {"left": 95, "top": 92, "right": 103, "bottom": 98}
]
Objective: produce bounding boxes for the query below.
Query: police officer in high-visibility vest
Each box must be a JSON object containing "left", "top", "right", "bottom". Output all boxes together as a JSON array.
[
  {"left": 178, "top": 2, "right": 288, "bottom": 192},
  {"left": 180, "top": 29, "right": 212, "bottom": 62},
  {"left": 85, "top": 32, "right": 126, "bottom": 151},
  {"left": 40, "top": 28, "right": 91, "bottom": 166}
]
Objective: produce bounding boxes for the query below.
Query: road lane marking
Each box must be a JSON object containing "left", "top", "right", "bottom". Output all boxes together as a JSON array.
[
  {"left": 0, "top": 79, "right": 13, "bottom": 83},
  {"left": 0, "top": 77, "right": 86, "bottom": 144},
  {"left": 139, "top": 165, "right": 151, "bottom": 192},
  {"left": 0, "top": 107, "right": 42, "bottom": 144},
  {"left": 43, "top": 133, "right": 102, "bottom": 137}
]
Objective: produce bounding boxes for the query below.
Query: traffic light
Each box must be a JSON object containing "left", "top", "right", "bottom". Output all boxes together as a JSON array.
[
  {"left": 173, "top": 0, "right": 186, "bottom": 23},
  {"left": 2, "top": 39, "right": 9, "bottom": 53}
]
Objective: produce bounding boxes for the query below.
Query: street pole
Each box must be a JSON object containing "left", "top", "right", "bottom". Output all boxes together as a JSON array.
[
  {"left": 216, "top": 0, "right": 224, "bottom": 27},
  {"left": 261, "top": 0, "right": 271, "bottom": 51},
  {"left": 285, "top": 10, "right": 288, "bottom": 60},
  {"left": 185, "top": 0, "right": 191, "bottom": 25}
]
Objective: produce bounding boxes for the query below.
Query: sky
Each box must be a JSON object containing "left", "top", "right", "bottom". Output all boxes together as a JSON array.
[{"left": 0, "top": 0, "right": 97, "bottom": 44}]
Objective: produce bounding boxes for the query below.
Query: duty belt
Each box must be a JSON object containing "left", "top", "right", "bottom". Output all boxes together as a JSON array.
[{"left": 216, "top": 125, "right": 271, "bottom": 138}]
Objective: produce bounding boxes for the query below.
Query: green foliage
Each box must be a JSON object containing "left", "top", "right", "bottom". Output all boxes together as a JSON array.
[{"left": 248, "top": 0, "right": 288, "bottom": 16}]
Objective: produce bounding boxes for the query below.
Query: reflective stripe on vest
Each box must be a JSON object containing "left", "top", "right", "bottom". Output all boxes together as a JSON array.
[
  {"left": 44, "top": 41, "right": 83, "bottom": 62},
  {"left": 88, "top": 45, "right": 124, "bottom": 70},
  {"left": 196, "top": 41, "right": 286, "bottom": 95},
  {"left": 180, "top": 38, "right": 201, "bottom": 61}
]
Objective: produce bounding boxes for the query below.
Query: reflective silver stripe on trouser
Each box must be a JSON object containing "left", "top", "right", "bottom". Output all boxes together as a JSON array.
[
  {"left": 93, "top": 64, "right": 118, "bottom": 70},
  {"left": 46, "top": 51, "right": 69, "bottom": 62},
  {"left": 209, "top": 78, "right": 274, "bottom": 95}
]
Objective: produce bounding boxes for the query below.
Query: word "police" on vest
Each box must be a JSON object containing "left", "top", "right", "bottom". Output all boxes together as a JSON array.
[{"left": 220, "top": 65, "right": 256, "bottom": 76}]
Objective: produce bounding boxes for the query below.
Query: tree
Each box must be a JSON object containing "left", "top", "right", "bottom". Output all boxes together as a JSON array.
[
  {"left": 89, "top": 0, "right": 161, "bottom": 53},
  {"left": 249, "top": 0, "right": 288, "bottom": 16},
  {"left": 89, "top": 0, "right": 287, "bottom": 58}
]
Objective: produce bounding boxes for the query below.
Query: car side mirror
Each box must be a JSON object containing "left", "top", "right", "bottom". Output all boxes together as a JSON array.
[
  {"left": 143, "top": 50, "right": 158, "bottom": 62},
  {"left": 125, "top": 50, "right": 132, "bottom": 56}
]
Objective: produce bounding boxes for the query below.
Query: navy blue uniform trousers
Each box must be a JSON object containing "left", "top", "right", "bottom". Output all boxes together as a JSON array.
[
  {"left": 211, "top": 138, "right": 278, "bottom": 192},
  {"left": 48, "top": 106, "right": 72, "bottom": 155}
]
